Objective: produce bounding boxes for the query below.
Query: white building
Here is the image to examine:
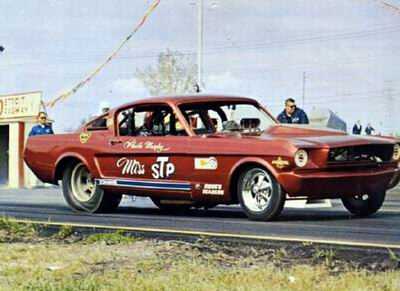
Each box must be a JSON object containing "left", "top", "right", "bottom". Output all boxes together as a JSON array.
[{"left": 0, "top": 91, "right": 43, "bottom": 188}]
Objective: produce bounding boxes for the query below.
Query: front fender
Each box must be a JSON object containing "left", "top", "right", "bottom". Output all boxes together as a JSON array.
[{"left": 225, "top": 157, "right": 280, "bottom": 203}]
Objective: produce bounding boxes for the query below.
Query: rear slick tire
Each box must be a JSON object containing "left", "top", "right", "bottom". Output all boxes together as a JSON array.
[
  {"left": 237, "top": 167, "right": 285, "bottom": 221},
  {"left": 62, "top": 162, "right": 122, "bottom": 213},
  {"left": 341, "top": 190, "right": 386, "bottom": 217}
]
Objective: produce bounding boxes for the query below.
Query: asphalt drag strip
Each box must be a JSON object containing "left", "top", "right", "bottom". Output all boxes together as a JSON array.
[{"left": 1, "top": 187, "right": 400, "bottom": 250}]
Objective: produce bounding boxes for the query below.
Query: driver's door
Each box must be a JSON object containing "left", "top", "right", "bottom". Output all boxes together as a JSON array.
[{"left": 95, "top": 104, "right": 193, "bottom": 197}]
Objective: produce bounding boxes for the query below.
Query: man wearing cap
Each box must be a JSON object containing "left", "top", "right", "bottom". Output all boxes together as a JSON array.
[{"left": 277, "top": 98, "right": 309, "bottom": 124}]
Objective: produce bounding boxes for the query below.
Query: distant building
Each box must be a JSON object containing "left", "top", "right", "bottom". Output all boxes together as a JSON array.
[{"left": 0, "top": 91, "right": 44, "bottom": 188}]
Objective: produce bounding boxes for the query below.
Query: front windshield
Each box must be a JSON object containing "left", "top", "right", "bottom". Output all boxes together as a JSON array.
[{"left": 179, "top": 102, "right": 276, "bottom": 135}]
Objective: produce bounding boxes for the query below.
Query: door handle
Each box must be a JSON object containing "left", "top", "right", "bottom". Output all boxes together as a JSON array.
[{"left": 109, "top": 139, "right": 123, "bottom": 146}]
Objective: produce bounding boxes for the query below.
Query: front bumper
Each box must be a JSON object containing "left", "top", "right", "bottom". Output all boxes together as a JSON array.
[{"left": 278, "top": 167, "right": 400, "bottom": 198}]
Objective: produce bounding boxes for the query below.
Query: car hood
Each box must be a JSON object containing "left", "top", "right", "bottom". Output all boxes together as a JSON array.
[{"left": 260, "top": 125, "right": 395, "bottom": 148}]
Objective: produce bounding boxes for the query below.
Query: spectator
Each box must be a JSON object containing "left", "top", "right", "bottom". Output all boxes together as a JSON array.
[
  {"left": 365, "top": 123, "right": 375, "bottom": 135},
  {"left": 352, "top": 120, "right": 362, "bottom": 135},
  {"left": 277, "top": 98, "right": 309, "bottom": 124},
  {"left": 29, "top": 112, "right": 54, "bottom": 136}
]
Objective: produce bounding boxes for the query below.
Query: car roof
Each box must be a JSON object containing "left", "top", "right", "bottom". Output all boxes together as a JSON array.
[{"left": 111, "top": 94, "right": 259, "bottom": 113}]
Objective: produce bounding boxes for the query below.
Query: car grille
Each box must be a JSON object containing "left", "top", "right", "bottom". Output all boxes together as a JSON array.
[{"left": 328, "top": 144, "right": 393, "bottom": 164}]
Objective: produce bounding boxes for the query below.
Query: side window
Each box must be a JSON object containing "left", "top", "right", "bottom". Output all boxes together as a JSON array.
[
  {"left": 118, "top": 108, "right": 133, "bottom": 136},
  {"left": 117, "top": 106, "right": 187, "bottom": 136},
  {"left": 87, "top": 115, "right": 108, "bottom": 131}
]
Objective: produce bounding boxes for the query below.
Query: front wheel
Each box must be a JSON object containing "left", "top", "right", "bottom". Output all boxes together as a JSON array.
[
  {"left": 62, "top": 162, "right": 122, "bottom": 213},
  {"left": 237, "top": 167, "right": 285, "bottom": 221},
  {"left": 341, "top": 190, "right": 386, "bottom": 217}
]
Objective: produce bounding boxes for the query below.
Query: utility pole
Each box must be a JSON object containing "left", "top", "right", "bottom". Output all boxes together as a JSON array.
[
  {"left": 197, "top": 0, "right": 204, "bottom": 92},
  {"left": 302, "top": 72, "right": 306, "bottom": 108}
]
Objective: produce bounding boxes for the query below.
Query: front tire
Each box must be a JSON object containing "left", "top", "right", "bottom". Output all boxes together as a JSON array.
[
  {"left": 341, "top": 190, "right": 386, "bottom": 217},
  {"left": 62, "top": 162, "right": 122, "bottom": 213},
  {"left": 237, "top": 167, "right": 285, "bottom": 221}
]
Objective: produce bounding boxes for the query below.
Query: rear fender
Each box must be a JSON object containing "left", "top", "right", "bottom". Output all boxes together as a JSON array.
[{"left": 53, "top": 152, "right": 95, "bottom": 182}]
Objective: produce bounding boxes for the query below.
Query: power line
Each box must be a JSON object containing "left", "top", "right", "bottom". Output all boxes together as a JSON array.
[{"left": 5, "top": 23, "right": 400, "bottom": 64}]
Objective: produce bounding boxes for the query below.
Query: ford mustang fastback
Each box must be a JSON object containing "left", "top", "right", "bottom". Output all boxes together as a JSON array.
[{"left": 24, "top": 95, "right": 400, "bottom": 221}]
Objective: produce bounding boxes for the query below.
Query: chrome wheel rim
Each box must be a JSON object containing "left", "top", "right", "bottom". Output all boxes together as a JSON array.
[
  {"left": 70, "top": 163, "right": 96, "bottom": 203},
  {"left": 241, "top": 169, "right": 273, "bottom": 213}
]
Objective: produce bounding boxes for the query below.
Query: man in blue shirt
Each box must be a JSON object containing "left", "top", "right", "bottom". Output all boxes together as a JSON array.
[
  {"left": 29, "top": 111, "right": 54, "bottom": 136},
  {"left": 277, "top": 98, "right": 309, "bottom": 124}
]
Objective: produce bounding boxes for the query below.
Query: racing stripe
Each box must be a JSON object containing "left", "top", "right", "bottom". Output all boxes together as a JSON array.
[{"left": 96, "top": 178, "right": 191, "bottom": 191}]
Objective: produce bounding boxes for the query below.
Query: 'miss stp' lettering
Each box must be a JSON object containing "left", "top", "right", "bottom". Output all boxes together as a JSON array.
[{"left": 151, "top": 157, "right": 175, "bottom": 179}]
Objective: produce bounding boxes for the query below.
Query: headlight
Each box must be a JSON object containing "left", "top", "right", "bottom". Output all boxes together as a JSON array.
[
  {"left": 393, "top": 144, "right": 400, "bottom": 161},
  {"left": 294, "top": 149, "right": 308, "bottom": 167}
]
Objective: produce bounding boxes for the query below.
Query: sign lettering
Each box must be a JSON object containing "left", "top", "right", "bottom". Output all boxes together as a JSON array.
[{"left": 0, "top": 92, "right": 42, "bottom": 120}]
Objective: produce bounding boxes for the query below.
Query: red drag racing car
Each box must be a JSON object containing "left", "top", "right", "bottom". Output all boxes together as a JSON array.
[{"left": 24, "top": 95, "right": 400, "bottom": 221}]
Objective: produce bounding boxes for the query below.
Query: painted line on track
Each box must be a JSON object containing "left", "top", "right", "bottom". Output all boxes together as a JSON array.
[{"left": 7, "top": 218, "right": 400, "bottom": 250}]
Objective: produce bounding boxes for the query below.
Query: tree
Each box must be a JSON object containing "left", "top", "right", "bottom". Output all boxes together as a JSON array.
[{"left": 136, "top": 49, "right": 198, "bottom": 95}]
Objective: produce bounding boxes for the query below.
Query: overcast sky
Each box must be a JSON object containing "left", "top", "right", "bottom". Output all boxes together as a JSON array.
[{"left": 0, "top": 0, "right": 400, "bottom": 133}]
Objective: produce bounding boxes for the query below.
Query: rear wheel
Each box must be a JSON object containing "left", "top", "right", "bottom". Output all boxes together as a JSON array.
[
  {"left": 237, "top": 167, "right": 285, "bottom": 221},
  {"left": 62, "top": 162, "right": 122, "bottom": 213},
  {"left": 341, "top": 190, "right": 386, "bottom": 217}
]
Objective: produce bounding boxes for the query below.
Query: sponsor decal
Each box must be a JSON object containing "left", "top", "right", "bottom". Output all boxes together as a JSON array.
[
  {"left": 152, "top": 157, "right": 175, "bottom": 179},
  {"left": 271, "top": 157, "right": 290, "bottom": 169},
  {"left": 202, "top": 184, "right": 224, "bottom": 196},
  {"left": 79, "top": 132, "right": 91, "bottom": 144},
  {"left": 194, "top": 157, "right": 218, "bottom": 170},
  {"left": 96, "top": 179, "right": 118, "bottom": 186},
  {"left": 123, "top": 139, "right": 170, "bottom": 153},
  {"left": 116, "top": 157, "right": 145, "bottom": 176}
]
